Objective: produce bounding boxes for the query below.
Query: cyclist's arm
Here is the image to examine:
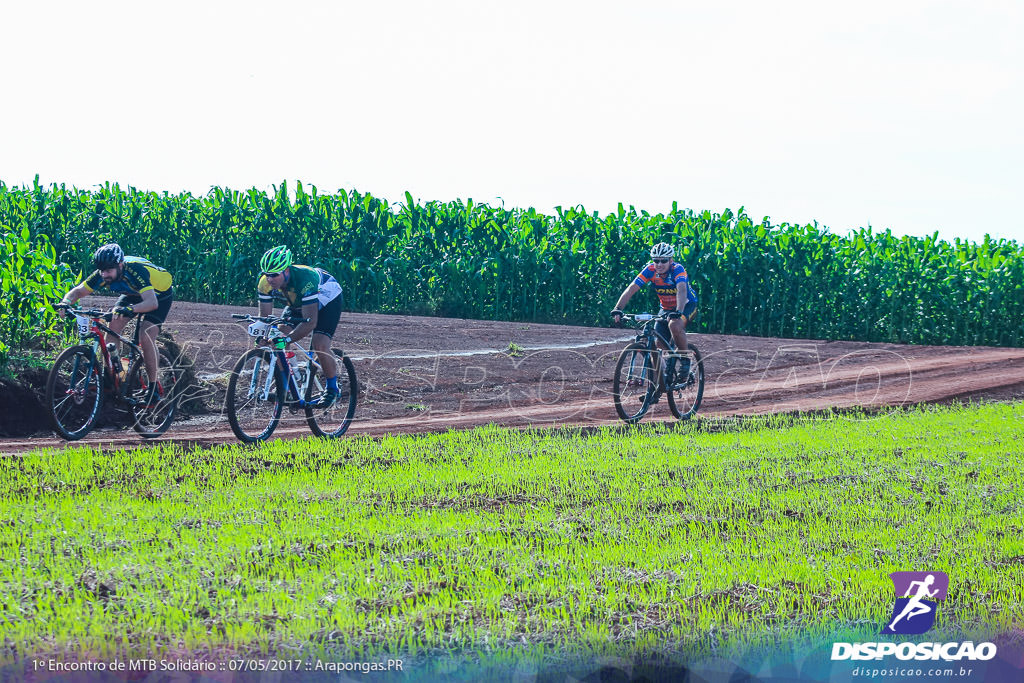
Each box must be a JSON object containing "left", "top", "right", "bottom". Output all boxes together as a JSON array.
[
  {"left": 285, "top": 301, "right": 319, "bottom": 343},
  {"left": 257, "top": 274, "right": 276, "bottom": 317},
  {"left": 125, "top": 288, "right": 159, "bottom": 314},
  {"left": 58, "top": 283, "right": 92, "bottom": 314},
  {"left": 614, "top": 283, "right": 641, "bottom": 311},
  {"left": 674, "top": 282, "right": 687, "bottom": 314}
]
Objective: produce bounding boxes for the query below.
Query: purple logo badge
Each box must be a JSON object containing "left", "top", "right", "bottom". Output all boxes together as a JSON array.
[{"left": 881, "top": 571, "right": 949, "bottom": 635}]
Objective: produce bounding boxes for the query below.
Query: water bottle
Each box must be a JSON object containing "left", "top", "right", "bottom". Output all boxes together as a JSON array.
[
  {"left": 106, "top": 343, "right": 120, "bottom": 372},
  {"left": 292, "top": 352, "right": 309, "bottom": 387},
  {"left": 285, "top": 351, "right": 299, "bottom": 376}
]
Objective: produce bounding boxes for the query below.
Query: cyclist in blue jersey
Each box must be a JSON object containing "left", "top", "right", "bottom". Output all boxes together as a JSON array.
[
  {"left": 255, "top": 245, "right": 344, "bottom": 407},
  {"left": 59, "top": 243, "right": 173, "bottom": 405},
  {"left": 611, "top": 242, "right": 698, "bottom": 396}
]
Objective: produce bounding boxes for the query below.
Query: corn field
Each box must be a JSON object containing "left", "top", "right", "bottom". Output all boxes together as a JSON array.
[
  {"left": 1, "top": 178, "right": 1021, "bottom": 347},
  {"left": 0, "top": 226, "right": 75, "bottom": 369}
]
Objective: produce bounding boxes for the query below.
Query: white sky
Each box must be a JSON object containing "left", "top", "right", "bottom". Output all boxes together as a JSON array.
[{"left": 2, "top": 0, "right": 1021, "bottom": 244}]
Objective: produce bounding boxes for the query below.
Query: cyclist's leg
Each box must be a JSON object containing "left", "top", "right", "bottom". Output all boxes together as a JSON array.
[
  {"left": 106, "top": 294, "right": 134, "bottom": 345},
  {"left": 667, "top": 318, "right": 687, "bottom": 380},
  {"left": 303, "top": 296, "right": 343, "bottom": 406},
  {"left": 648, "top": 317, "right": 674, "bottom": 401},
  {"left": 668, "top": 318, "right": 687, "bottom": 352},
  {"left": 672, "top": 301, "right": 698, "bottom": 379},
  {"left": 312, "top": 294, "right": 343, "bottom": 383},
  {"left": 138, "top": 321, "right": 160, "bottom": 380},
  {"left": 138, "top": 293, "right": 172, "bottom": 381},
  {"left": 654, "top": 316, "right": 674, "bottom": 352},
  {"left": 664, "top": 301, "right": 696, "bottom": 352},
  {"left": 311, "top": 332, "right": 337, "bottom": 377}
]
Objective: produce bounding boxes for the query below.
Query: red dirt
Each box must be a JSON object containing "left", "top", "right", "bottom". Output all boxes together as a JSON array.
[{"left": 3, "top": 297, "right": 1023, "bottom": 453}]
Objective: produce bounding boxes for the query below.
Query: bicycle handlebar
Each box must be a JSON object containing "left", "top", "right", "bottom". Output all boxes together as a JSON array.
[
  {"left": 620, "top": 312, "right": 671, "bottom": 323},
  {"left": 54, "top": 304, "right": 114, "bottom": 322},
  {"left": 231, "top": 313, "right": 311, "bottom": 325}
]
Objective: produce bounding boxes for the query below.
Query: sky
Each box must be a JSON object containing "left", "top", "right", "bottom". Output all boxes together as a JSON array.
[{"left": 2, "top": 0, "right": 1021, "bottom": 244}]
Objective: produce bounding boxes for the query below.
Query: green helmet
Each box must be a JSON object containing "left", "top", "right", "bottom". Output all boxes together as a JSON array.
[{"left": 260, "top": 245, "right": 293, "bottom": 274}]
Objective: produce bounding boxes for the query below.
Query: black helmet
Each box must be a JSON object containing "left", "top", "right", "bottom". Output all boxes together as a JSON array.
[{"left": 93, "top": 243, "right": 125, "bottom": 270}]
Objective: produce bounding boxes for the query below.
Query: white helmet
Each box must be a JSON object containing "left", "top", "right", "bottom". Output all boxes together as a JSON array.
[{"left": 650, "top": 242, "right": 674, "bottom": 259}]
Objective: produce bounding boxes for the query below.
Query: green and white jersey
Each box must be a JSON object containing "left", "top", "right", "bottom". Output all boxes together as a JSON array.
[{"left": 257, "top": 264, "right": 342, "bottom": 308}]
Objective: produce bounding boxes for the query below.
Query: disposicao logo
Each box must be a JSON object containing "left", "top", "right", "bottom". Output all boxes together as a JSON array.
[
  {"left": 882, "top": 571, "right": 948, "bottom": 635},
  {"left": 831, "top": 571, "right": 998, "bottom": 662}
]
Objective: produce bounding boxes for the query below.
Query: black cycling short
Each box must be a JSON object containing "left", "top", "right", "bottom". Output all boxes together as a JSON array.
[
  {"left": 655, "top": 300, "right": 697, "bottom": 348},
  {"left": 283, "top": 293, "right": 343, "bottom": 339},
  {"left": 116, "top": 288, "right": 173, "bottom": 327}
]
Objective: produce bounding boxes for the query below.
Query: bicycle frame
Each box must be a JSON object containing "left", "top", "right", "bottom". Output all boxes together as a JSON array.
[
  {"left": 48, "top": 303, "right": 184, "bottom": 441},
  {"left": 225, "top": 311, "right": 358, "bottom": 443},
  {"left": 612, "top": 310, "right": 705, "bottom": 423},
  {"left": 232, "top": 314, "right": 324, "bottom": 409},
  {"left": 622, "top": 312, "right": 674, "bottom": 382},
  {"left": 62, "top": 306, "right": 144, "bottom": 395},
  {"left": 251, "top": 347, "right": 318, "bottom": 407}
]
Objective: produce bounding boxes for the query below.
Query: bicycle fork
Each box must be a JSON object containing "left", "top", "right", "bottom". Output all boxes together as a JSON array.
[{"left": 66, "top": 349, "right": 101, "bottom": 402}]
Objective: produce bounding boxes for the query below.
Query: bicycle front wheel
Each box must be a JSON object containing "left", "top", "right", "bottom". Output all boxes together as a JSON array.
[
  {"left": 612, "top": 343, "right": 658, "bottom": 424},
  {"left": 305, "top": 350, "right": 358, "bottom": 438},
  {"left": 46, "top": 344, "right": 104, "bottom": 440},
  {"left": 226, "top": 348, "right": 284, "bottom": 443},
  {"left": 126, "top": 345, "right": 183, "bottom": 438},
  {"left": 667, "top": 343, "right": 705, "bottom": 421}
]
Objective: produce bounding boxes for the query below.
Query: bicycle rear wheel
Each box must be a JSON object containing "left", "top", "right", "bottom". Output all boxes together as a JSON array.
[
  {"left": 126, "top": 345, "right": 183, "bottom": 438},
  {"left": 226, "top": 348, "right": 284, "bottom": 443},
  {"left": 46, "top": 344, "right": 104, "bottom": 440},
  {"left": 612, "top": 343, "right": 658, "bottom": 424},
  {"left": 305, "top": 350, "right": 358, "bottom": 438},
  {"left": 667, "top": 343, "right": 705, "bottom": 421}
]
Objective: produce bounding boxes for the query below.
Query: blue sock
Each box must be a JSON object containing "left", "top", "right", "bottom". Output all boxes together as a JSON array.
[{"left": 326, "top": 376, "right": 338, "bottom": 392}]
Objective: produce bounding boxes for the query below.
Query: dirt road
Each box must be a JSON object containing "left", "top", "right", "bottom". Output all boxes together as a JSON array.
[{"left": 3, "top": 299, "right": 1023, "bottom": 453}]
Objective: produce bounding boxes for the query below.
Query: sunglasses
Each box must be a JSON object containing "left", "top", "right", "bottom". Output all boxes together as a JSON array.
[
  {"left": 263, "top": 271, "right": 284, "bottom": 278},
  {"left": 653, "top": 258, "right": 670, "bottom": 264}
]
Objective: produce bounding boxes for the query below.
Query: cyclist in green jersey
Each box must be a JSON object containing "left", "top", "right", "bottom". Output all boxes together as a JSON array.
[
  {"left": 255, "top": 245, "right": 344, "bottom": 407},
  {"left": 58, "top": 243, "right": 173, "bottom": 405}
]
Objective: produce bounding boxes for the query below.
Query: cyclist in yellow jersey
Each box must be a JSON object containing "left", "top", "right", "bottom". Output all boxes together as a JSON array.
[
  {"left": 255, "top": 245, "right": 344, "bottom": 407},
  {"left": 59, "top": 243, "right": 173, "bottom": 405}
]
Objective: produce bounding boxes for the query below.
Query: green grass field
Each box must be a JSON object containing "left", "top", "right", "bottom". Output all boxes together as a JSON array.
[{"left": 1, "top": 403, "right": 1021, "bottom": 674}]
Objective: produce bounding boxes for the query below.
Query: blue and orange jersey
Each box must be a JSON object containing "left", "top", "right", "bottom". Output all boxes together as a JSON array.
[
  {"left": 82, "top": 256, "right": 172, "bottom": 296},
  {"left": 633, "top": 262, "right": 698, "bottom": 310}
]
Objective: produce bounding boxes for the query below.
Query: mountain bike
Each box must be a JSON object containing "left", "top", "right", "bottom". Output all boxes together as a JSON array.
[
  {"left": 46, "top": 305, "right": 184, "bottom": 440},
  {"left": 225, "top": 313, "right": 358, "bottom": 443},
  {"left": 612, "top": 312, "right": 705, "bottom": 424}
]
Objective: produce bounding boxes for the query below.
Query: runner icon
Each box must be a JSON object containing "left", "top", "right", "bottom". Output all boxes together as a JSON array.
[{"left": 887, "top": 574, "right": 939, "bottom": 632}]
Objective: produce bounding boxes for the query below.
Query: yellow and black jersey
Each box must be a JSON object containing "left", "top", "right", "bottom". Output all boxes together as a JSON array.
[{"left": 83, "top": 256, "right": 173, "bottom": 296}]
